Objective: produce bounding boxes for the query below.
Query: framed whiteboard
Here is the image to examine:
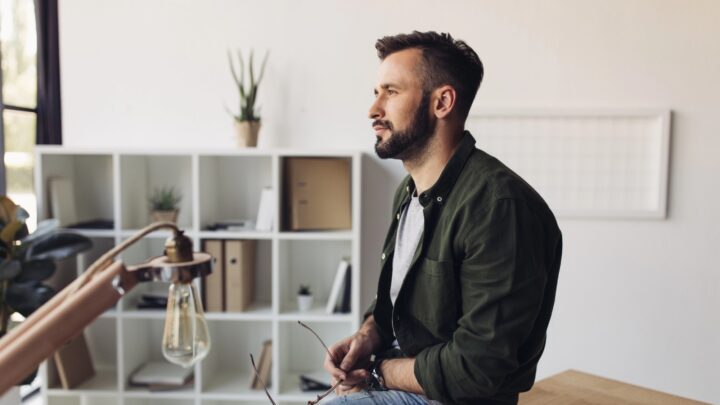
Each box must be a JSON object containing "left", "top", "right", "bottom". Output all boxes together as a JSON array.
[{"left": 467, "top": 109, "right": 671, "bottom": 219}]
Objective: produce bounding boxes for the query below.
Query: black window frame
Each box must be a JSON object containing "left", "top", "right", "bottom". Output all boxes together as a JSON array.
[{"left": 0, "top": 0, "right": 62, "bottom": 195}]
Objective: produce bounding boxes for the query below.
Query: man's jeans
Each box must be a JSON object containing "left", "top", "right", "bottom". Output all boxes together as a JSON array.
[{"left": 325, "top": 389, "right": 442, "bottom": 404}]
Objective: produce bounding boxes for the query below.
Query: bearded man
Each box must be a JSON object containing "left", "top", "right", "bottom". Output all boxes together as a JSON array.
[{"left": 324, "top": 31, "right": 563, "bottom": 405}]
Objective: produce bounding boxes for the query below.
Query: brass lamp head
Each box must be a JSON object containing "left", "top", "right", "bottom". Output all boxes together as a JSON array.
[{"left": 165, "top": 229, "right": 194, "bottom": 263}]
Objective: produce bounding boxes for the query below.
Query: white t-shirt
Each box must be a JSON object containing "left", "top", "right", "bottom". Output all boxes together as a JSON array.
[{"left": 390, "top": 194, "right": 424, "bottom": 347}]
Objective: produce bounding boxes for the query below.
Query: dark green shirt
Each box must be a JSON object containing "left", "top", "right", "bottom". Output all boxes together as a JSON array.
[{"left": 365, "top": 131, "right": 563, "bottom": 404}]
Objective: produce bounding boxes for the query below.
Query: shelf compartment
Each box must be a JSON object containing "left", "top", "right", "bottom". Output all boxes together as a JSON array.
[
  {"left": 46, "top": 368, "right": 117, "bottom": 395},
  {"left": 118, "top": 237, "right": 166, "bottom": 267},
  {"left": 277, "top": 321, "right": 352, "bottom": 397},
  {"left": 119, "top": 154, "right": 193, "bottom": 230},
  {"left": 198, "top": 155, "right": 274, "bottom": 232},
  {"left": 200, "top": 320, "right": 272, "bottom": 396},
  {"left": 200, "top": 239, "right": 272, "bottom": 315},
  {"left": 202, "top": 400, "right": 269, "bottom": 405},
  {"left": 204, "top": 303, "right": 272, "bottom": 320},
  {"left": 47, "top": 317, "right": 118, "bottom": 393},
  {"left": 46, "top": 236, "right": 114, "bottom": 300},
  {"left": 277, "top": 231, "right": 353, "bottom": 241},
  {"left": 47, "top": 395, "right": 120, "bottom": 405},
  {"left": 38, "top": 154, "right": 115, "bottom": 228},
  {"left": 125, "top": 398, "right": 194, "bottom": 405},
  {"left": 121, "top": 318, "right": 196, "bottom": 394},
  {"left": 116, "top": 237, "right": 172, "bottom": 312},
  {"left": 277, "top": 240, "right": 352, "bottom": 314},
  {"left": 279, "top": 156, "right": 352, "bottom": 232},
  {"left": 198, "top": 230, "right": 274, "bottom": 240}
]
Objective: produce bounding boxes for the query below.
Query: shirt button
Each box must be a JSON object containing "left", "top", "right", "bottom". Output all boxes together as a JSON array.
[
  {"left": 396, "top": 213, "right": 401, "bottom": 220},
  {"left": 406, "top": 186, "right": 410, "bottom": 192},
  {"left": 381, "top": 253, "right": 386, "bottom": 260},
  {"left": 436, "top": 196, "right": 443, "bottom": 202}
]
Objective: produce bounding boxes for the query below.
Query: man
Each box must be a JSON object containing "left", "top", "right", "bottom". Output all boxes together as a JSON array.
[{"left": 323, "top": 31, "right": 562, "bottom": 405}]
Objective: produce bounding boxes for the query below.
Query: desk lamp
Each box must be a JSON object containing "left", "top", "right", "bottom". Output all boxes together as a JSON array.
[{"left": 0, "top": 222, "right": 213, "bottom": 394}]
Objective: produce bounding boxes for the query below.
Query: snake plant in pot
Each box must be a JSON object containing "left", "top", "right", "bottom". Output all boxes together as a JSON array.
[
  {"left": 227, "top": 49, "right": 269, "bottom": 147},
  {"left": 0, "top": 196, "right": 92, "bottom": 384}
]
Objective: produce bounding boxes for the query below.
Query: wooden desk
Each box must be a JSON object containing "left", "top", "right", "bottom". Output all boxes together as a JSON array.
[{"left": 519, "top": 370, "right": 709, "bottom": 405}]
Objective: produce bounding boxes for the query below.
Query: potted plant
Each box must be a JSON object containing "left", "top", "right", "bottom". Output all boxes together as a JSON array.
[
  {"left": 297, "top": 284, "right": 313, "bottom": 312},
  {"left": 227, "top": 49, "right": 269, "bottom": 147},
  {"left": 148, "top": 186, "right": 182, "bottom": 223},
  {"left": 0, "top": 196, "right": 92, "bottom": 386}
]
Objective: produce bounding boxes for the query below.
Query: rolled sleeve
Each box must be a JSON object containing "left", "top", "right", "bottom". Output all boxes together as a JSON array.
[{"left": 414, "top": 198, "right": 548, "bottom": 403}]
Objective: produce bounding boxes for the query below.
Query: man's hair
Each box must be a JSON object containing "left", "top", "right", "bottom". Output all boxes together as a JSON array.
[{"left": 375, "top": 31, "right": 484, "bottom": 119}]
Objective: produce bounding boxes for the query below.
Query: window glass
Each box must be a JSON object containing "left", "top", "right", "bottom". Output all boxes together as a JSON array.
[
  {"left": 1, "top": 0, "right": 37, "bottom": 109},
  {"left": 3, "top": 109, "right": 35, "bottom": 229}
]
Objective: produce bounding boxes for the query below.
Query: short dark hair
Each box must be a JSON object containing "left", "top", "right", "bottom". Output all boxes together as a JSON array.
[{"left": 375, "top": 31, "right": 484, "bottom": 119}]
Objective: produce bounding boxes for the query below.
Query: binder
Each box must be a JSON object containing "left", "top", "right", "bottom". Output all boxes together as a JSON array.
[
  {"left": 202, "top": 240, "right": 225, "bottom": 312},
  {"left": 225, "top": 240, "right": 256, "bottom": 312}
]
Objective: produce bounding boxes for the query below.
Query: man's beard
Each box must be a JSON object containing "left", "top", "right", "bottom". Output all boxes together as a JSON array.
[{"left": 374, "top": 93, "right": 434, "bottom": 160}]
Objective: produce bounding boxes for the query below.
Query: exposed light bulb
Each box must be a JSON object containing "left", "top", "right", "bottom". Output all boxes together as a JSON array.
[{"left": 162, "top": 282, "right": 211, "bottom": 368}]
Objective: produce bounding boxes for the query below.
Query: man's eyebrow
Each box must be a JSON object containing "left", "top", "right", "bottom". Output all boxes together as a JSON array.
[{"left": 374, "top": 83, "right": 402, "bottom": 94}]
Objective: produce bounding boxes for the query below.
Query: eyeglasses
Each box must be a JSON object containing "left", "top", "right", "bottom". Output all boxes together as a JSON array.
[{"left": 250, "top": 321, "right": 345, "bottom": 405}]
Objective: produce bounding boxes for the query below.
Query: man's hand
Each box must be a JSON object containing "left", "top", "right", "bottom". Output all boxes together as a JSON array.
[{"left": 323, "top": 316, "right": 382, "bottom": 395}]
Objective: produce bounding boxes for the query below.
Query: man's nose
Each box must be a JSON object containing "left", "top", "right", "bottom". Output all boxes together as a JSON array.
[{"left": 368, "top": 98, "right": 383, "bottom": 120}]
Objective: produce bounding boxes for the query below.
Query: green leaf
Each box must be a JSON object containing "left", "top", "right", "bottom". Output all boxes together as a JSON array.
[
  {"left": 25, "top": 232, "right": 92, "bottom": 261},
  {"left": 20, "top": 219, "right": 59, "bottom": 244},
  {"left": 15, "top": 206, "right": 29, "bottom": 222},
  {"left": 0, "top": 259, "right": 21, "bottom": 281},
  {"left": 256, "top": 50, "right": 269, "bottom": 86},
  {"left": 6, "top": 281, "right": 55, "bottom": 317},
  {"left": 16, "top": 259, "right": 56, "bottom": 282}
]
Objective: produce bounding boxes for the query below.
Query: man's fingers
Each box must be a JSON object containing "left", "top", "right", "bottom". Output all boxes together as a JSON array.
[
  {"left": 344, "top": 368, "right": 369, "bottom": 385},
  {"left": 323, "top": 352, "right": 346, "bottom": 380},
  {"left": 339, "top": 342, "right": 360, "bottom": 370}
]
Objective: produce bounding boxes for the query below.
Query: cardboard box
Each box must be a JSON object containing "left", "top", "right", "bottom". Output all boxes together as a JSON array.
[{"left": 283, "top": 158, "right": 351, "bottom": 231}]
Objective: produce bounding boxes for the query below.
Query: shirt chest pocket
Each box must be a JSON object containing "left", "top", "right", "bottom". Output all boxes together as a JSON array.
[{"left": 405, "top": 258, "right": 458, "bottom": 338}]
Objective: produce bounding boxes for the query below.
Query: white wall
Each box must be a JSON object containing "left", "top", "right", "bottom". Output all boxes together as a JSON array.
[{"left": 59, "top": 0, "right": 720, "bottom": 402}]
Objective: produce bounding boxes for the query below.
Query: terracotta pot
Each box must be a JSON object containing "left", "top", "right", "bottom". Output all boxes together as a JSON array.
[
  {"left": 235, "top": 120, "right": 261, "bottom": 147},
  {"left": 151, "top": 209, "right": 178, "bottom": 224}
]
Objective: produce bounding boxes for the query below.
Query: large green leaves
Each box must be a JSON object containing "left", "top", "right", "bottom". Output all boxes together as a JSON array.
[
  {"left": 5, "top": 281, "right": 55, "bottom": 317},
  {"left": 0, "top": 260, "right": 21, "bottom": 281},
  {"left": 16, "top": 259, "right": 56, "bottom": 282},
  {"left": 24, "top": 232, "right": 92, "bottom": 261}
]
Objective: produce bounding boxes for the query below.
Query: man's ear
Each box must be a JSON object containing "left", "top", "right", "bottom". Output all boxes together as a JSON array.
[{"left": 432, "top": 85, "right": 457, "bottom": 119}]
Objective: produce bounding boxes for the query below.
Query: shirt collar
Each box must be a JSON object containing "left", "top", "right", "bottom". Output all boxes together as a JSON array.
[{"left": 405, "top": 130, "right": 477, "bottom": 207}]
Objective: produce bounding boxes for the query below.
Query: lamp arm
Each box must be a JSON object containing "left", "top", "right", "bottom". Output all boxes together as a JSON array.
[
  {"left": 0, "top": 221, "right": 189, "bottom": 395},
  {"left": 0, "top": 222, "right": 179, "bottom": 356},
  {"left": 0, "top": 261, "right": 137, "bottom": 394}
]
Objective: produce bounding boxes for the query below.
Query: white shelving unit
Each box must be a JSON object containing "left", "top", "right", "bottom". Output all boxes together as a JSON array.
[{"left": 35, "top": 147, "right": 362, "bottom": 405}]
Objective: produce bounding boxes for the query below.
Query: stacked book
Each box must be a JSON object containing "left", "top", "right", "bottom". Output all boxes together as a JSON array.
[{"left": 129, "top": 361, "right": 194, "bottom": 391}]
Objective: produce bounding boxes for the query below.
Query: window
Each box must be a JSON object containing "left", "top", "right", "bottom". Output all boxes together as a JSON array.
[
  {"left": 1, "top": 0, "right": 38, "bottom": 228},
  {"left": 1, "top": 0, "right": 62, "bottom": 230}
]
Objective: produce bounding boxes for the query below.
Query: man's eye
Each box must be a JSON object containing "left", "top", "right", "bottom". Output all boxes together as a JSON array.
[{"left": 388, "top": 90, "right": 397, "bottom": 95}]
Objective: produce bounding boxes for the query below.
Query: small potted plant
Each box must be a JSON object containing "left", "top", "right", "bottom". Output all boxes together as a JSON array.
[
  {"left": 297, "top": 284, "right": 313, "bottom": 312},
  {"left": 148, "top": 186, "right": 182, "bottom": 224},
  {"left": 227, "top": 49, "right": 269, "bottom": 147}
]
